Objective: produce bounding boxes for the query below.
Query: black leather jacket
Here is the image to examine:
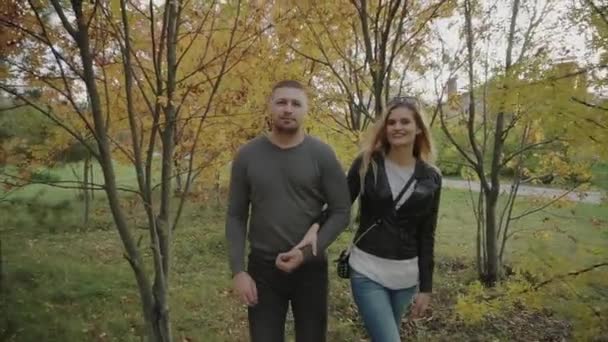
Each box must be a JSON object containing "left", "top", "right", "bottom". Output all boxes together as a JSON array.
[{"left": 325, "top": 153, "right": 441, "bottom": 292}]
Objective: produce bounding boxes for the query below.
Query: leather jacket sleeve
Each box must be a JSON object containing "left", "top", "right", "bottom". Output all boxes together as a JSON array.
[
  {"left": 346, "top": 154, "right": 363, "bottom": 203},
  {"left": 418, "top": 173, "right": 441, "bottom": 293}
]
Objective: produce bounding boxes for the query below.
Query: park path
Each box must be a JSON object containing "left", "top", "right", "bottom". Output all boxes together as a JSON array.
[{"left": 442, "top": 179, "right": 605, "bottom": 205}]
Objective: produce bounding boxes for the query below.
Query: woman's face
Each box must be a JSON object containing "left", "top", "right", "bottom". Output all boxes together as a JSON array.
[{"left": 385, "top": 106, "right": 420, "bottom": 148}]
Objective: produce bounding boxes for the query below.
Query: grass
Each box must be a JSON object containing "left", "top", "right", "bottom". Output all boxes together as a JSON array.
[
  {"left": 1, "top": 163, "right": 607, "bottom": 341},
  {"left": 591, "top": 162, "right": 608, "bottom": 191}
]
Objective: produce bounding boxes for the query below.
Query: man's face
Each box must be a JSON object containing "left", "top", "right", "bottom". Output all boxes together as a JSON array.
[{"left": 269, "top": 87, "right": 308, "bottom": 134}]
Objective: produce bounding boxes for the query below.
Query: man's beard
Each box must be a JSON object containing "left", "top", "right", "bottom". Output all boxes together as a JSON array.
[{"left": 272, "top": 121, "right": 299, "bottom": 135}]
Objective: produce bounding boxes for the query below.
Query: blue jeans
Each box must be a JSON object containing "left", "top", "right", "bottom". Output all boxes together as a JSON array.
[{"left": 350, "top": 268, "right": 417, "bottom": 342}]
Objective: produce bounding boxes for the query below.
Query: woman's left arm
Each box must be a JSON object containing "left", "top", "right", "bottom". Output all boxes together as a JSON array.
[
  {"left": 418, "top": 174, "right": 442, "bottom": 293},
  {"left": 411, "top": 174, "right": 442, "bottom": 318}
]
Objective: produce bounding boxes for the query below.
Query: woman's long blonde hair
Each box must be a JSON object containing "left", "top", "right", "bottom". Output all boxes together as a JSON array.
[{"left": 359, "top": 97, "right": 436, "bottom": 187}]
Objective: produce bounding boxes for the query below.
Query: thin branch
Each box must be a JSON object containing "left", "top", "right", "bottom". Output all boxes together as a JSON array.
[
  {"left": 571, "top": 96, "right": 608, "bottom": 113},
  {"left": 86, "top": 0, "right": 101, "bottom": 31},
  {"left": 0, "top": 176, "right": 141, "bottom": 197},
  {"left": 172, "top": 0, "right": 244, "bottom": 232},
  {"left": 483, "top": 261, "right": 608, "bottom": 302},
  {"left": 499, "top": 123, "right": 529, "bottom": 263},
  {"left": 98, "top": 4, "right": 157, "bottom": 100},
  {"left": 295, "top": 14, "right": 363, "bottom": 124},
  {"left": 0, "top": 17, "right": 83, "bottom": 79},
  {"left": 0, "top": 86, "right": 100, "bottom": 160},
  {"left": 386, "top": 0, "right": 450, "bottom": 82},
  {"left": 501, "top": 138, "right": 560, "bottom": 167},
  {"left": 0, "top": 103, "right": 28, "bottom": 112},
  {"left": 288, "top": 45, "right": 330, "bottom": 66},
  {"left": 437, "top": 92, "right": 480, "bottom": 171},
  {"left": 376, "top": 0, "right": 401, "bottom": 98},
  {"left": 175, "top": 26, "right": 271, "bottom": 86},
  {"left": 48, "top": 0, "right": 77, "bottom": 37},
  {"left": 464, "top": 0, "right": 490, "bottom": 193},
  {"left": 174, "top": 14, "right": 219, "bottom": 84},
  {"left": 501, "top": 111, "right": 523, "bottom": 139},
  {"left": 175, "top": 0, "right": 217, "bottom": 68},
  {"left": 150, "top": 162, "right": 212, "bottom": 193},
  {"left": 28, "top": 0, "right": 97, "bottom": 142},
  {"left": 119, "top": 0, "right": 147, "bottom": 197},
  {"left": 175, "top": 33, "right": 261, "bottom": 119},
  {"left": 386, "top": 0, "right": 409, "bottom": 84},
  {"left": 515, "top": 0, "right": 549, "bottom": 65},
  {"left": 509, "top": 184, "right": 582, "bottom": 221},
  {"left": 523, "top": 64, "right": 608, "bottom": 88},
  {"left": 533, "top": 262, "right": 608, "bottom": 290},
  {"left": 2, "top": 65, "right": 99, "bottom": 150}
]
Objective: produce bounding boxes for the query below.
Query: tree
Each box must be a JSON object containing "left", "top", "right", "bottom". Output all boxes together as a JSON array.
[
  {"left": 0, "top": 1, "right": 265, "bottom": 340},
  {"left": 573, "top": 0, "right": 608, "bottom": 121},
  {"left": 436, "top": 0, "right": 607, "bottom": 285},
  {"left": 276, "top": 0, "right": 455, "bottom": 136}
]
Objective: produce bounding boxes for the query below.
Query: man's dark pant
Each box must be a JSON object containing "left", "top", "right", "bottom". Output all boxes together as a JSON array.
[{"left": 247, "top": 251, "right": 328, "bottom": 342}]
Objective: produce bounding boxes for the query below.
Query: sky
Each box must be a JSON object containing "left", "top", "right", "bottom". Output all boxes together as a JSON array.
[
  {"left": 27, "top": 0, "right": 606, "bottom": 104},
  {"left": 411, "top": 0, "right": 600, "bottom": 101}
]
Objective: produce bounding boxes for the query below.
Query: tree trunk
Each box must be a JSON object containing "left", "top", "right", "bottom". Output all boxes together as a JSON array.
[
  {"left": 484, "top": 190, "right": 499, "bottom": 286},
  {"left": 0, "top": 237, "right": 3, "bottom": 295},
  {"left": 476, "top": 221, "right": 482, "bottom": 275},
  {"left": 374, "top": 76, "right": 383, "bottom": 117},
  {"left": 89, "top": 160, "right": 94, "bottom": 200},
  {"left": 214, "top": 171, "right": 220, "bottom": 207},
  {"left": 149, "top": 0, "right": 181, "bottom": 340},
  {"left": 149, "top": 295, "right": 171, "bottom": 342},
  {"left": 83, "top": 156, "right": 90, "bottom": 226},
  {"left": 476, "top": 191, "right": 484, "bottom": 276},
  {"left": 174, "top": 159, "right": 183, "bottom": 194}
]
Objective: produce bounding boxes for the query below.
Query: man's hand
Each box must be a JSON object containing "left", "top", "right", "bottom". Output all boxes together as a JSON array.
[
  {"left": 275, "top": 248, "right": 304, "bottom": 273},
  {"left": 293, "top": 223, "right": 320, "bottom": 256},
  {"left": 410, "top": 292, "right": 431, "bottom": 319},
  {"left": 232, "top": 272, "right": 258, "bottom": 306}
]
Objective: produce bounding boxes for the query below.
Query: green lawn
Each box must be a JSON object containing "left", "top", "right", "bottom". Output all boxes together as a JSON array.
[
  {"left": 592, "top": 162, "right": 608, "bottom": 191},
  {"left": 1, "top": 163, "right": 607, "bottom": 341}
]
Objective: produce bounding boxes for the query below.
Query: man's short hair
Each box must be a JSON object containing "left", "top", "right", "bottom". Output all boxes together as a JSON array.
[{"left": 271, "top": 80, "right": 306, "bottom": 93}]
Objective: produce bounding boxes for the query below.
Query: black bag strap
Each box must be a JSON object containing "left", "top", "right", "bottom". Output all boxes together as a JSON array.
[
  {"left": 349, "top": 173, "right": 416, "bottom": 249},
  {"left": 392, "top": 173, "right": 416, "bottom": 209}
]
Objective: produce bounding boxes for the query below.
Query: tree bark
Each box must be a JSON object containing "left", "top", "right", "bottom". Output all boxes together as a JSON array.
[
  {"left": 174, "top": 159, "right": 183, "bottom": 194},
  {"left": 216, "top": 170, "right": 221, "bottom": 207},
  {"left": 89, "top": 160, "right": 94, "bottom": 200},
  {"left": 484, "top": 190, "right": 499, "bottom": 285},
  {"left": 83, "top": 155, "right": 90, "bottom": 226},
  {"left": 476, "top": 190, "right": 484, "bottom": 277}
]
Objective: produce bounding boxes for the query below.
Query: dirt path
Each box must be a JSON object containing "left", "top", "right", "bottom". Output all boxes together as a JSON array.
[{"left": 443, "top": 179, "right": 605, "bottom": 205}]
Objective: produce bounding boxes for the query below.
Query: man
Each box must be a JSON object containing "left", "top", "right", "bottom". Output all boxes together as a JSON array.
[{"left": 225, "top": 80, "right": 351, "bottom": 342}]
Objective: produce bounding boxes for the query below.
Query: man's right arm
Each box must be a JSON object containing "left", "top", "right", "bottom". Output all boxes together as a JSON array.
[
  {"left": 312, "top": 154, "right": 363, "bottom": 226},
  {"left": 225, "top": 149, "right": 250, "bottom": 276},
  {"left": 311, "top": 147, "right": 352, "bottom": 257}
]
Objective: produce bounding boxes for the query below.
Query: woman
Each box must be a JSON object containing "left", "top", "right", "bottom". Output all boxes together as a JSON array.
[{"left": 295, "top": 96, "right": 442, "bottom": 342}]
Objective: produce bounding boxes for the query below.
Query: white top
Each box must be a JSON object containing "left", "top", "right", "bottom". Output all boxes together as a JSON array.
[
  {"left": 349, "top": 158, "right": 419, "bottom": 290},
  {"left": 384, "top": 158, "right": 416, "bottom": 210}
]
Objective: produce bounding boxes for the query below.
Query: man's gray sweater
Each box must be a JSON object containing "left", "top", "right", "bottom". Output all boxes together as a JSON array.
[{"left": 225, "top": 135, "right": 351, "bottom": 275}]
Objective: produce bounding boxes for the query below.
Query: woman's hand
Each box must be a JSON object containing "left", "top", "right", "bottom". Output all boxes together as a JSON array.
[
  {"left": 293, "top": 223, "right": 320, "bottom": 256},
  {"left": 410, "top": 292, "right": 431, "bottom": 319}
]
